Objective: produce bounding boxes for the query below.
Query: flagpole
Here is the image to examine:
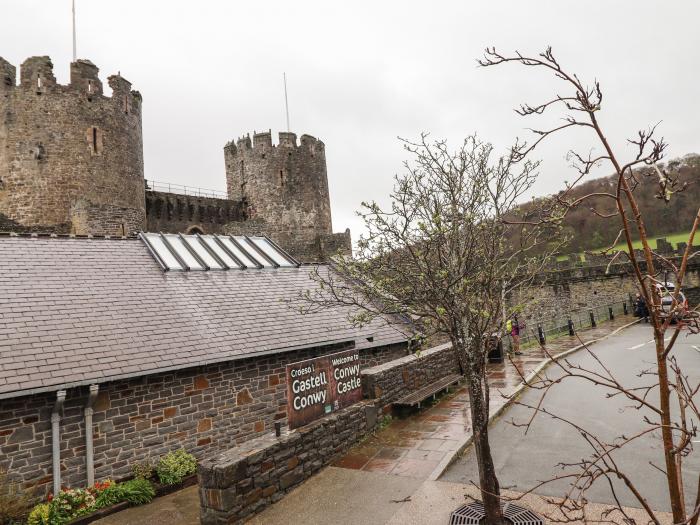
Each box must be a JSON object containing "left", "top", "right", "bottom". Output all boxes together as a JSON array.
[
  {"left": 72, "top": 0, "right": 77, "bottom": 62},
  {"left": 283, "top": 72, "right": 290, "bottom": 132}
]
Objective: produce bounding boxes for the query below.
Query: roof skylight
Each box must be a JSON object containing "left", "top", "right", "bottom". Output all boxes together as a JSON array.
[{"left": 140, "top": 233, "right": 299, "bottom": 272}]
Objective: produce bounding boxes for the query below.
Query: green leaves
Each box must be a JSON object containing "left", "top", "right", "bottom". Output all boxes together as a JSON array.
[{"left": 156, "top": 449, "right": 197, "bottom": 486}]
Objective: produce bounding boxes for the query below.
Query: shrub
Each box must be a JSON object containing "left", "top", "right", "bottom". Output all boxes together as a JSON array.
[
  {"left": 0, "top": 468, "right": 34, "bottom": 524},
  {"left": 93, "top": 483, "right": 123, "bottom": 509},
  {"left": 155, "top": 449, "right": 197, "bottom": 485},
  {"left": 93, "top": 478, "right": 154, "bottom": 508},
  {"left": 131, "top": 460, "right": 154, "bottom": 480},
  {"left": 26, "top": 503, "right": 50, "bottom": 525},
  {"left": 117, "top": 478, "right": 155, "bottom": 506}
]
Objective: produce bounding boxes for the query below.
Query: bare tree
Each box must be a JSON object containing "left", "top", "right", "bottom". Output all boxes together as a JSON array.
[
  {"left": 300, "top": 134, "right": 559, "bottom": 525},
  {"left": 480, "top": 46, "right": 700, "bottom": 523}
]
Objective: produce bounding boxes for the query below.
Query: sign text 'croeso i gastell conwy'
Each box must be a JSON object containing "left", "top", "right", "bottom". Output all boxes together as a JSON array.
[{"left": 285, "top": 348, "right": 363, "bottom": 429}]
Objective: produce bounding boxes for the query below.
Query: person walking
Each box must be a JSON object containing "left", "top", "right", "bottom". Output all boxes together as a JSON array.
[
  {"left": 635, "top": 293, "right": 649, "bottom": 323},
  {"left": 507, "top": 315, "right": 523, "bottom": 356}
]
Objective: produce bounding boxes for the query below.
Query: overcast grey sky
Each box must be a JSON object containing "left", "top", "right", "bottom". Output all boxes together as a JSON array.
[{"left": 2, "top": 1, "right": 698, "bottom": 239}]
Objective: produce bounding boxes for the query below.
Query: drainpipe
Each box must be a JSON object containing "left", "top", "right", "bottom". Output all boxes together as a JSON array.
[
  {"left": 84, "top": 384, "right": 99, "bottom": 486},
  {"left": 51, "top": 390, "right": 66, "bottom": 495}
]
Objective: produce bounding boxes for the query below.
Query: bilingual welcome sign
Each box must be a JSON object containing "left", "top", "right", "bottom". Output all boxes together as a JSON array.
[{"left": 285, "top": 348, "right": 363, "bottom": 430}]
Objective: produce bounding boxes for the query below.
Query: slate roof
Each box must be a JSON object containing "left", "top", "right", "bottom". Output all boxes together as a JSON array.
[{"left": 0, "top": 236, "right": 411, "bottom": 399}]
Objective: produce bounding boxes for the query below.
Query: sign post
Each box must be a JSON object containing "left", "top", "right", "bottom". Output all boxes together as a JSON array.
[{"left": 285, "top": 348, "right": 363, "bottom": 430}]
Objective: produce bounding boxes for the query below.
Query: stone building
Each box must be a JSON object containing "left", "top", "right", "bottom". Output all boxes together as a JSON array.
[
  {"left": 0, "top": 56, "right": 351, "bottom": 261},
  {"left": 0, "top": 57, "right": 145, "bottom": 236},
  {"left": 0, "top": 234, "right": 411, "bottom": 499}
]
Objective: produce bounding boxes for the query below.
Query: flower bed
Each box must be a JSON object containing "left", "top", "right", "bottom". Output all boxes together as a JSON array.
[{"left": 27, "top": 449, "right": 198, "bottom": 525}]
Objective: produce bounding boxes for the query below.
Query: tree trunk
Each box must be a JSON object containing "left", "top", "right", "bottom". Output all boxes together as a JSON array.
[
  {"left": 467, "top": 362, "right": 506, "bottom": 525},
  {"left": 653, "top": 328, "right": 686, "bottom": 523}
]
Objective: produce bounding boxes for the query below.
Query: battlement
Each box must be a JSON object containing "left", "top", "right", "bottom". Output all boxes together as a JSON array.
[
  {"left": 0, "top": 56, "right": 140, "bottom": 106},
  {"left": 223, "top": 129, "right": 332, "bottom": 236},
  {"left": 0, "top": 57, "right": 16, "bottom": 87},
  {"left": 225, "top": 131, "right": 324, "bottom": 156},
  {"left": 70, "top": 59, "right": 102, "bottom": 96}
]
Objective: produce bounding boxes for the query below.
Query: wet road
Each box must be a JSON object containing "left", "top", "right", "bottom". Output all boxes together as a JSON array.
[{"left": 441, "top": 323, "right": 700, "bottom": 512}]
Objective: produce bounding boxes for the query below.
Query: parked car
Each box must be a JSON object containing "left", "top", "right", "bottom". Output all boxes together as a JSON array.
[{"left": 655, "top": 282, "right": 689, "bottom": 323}]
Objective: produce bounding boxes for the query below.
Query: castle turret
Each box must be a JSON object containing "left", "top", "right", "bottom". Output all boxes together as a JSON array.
[
  {"left": 0, "top": 56, "right": 145, "bottom": 235},
  {"left": 224, "top": 131, "right": 333, "bottom": 244}
]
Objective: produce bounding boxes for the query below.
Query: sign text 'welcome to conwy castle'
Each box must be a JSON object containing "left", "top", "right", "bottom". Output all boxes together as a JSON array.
[{"left": 285, "top": 349, "right": 363, "bottom": 429}]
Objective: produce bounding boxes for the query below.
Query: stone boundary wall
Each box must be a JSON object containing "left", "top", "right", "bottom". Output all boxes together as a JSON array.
[
  {"left": 361, "top": 343, "right": 460, "bottom": 410},
  {"left": 198, "top": 401, "right": 377, "bottom": 524}
]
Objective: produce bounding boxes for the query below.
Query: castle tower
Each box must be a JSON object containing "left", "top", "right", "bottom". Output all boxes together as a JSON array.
[
  {"left": 0, "top": 56, "right": 145, "bottom": 235},
  {"left": 224, "top": 131, "right": 333, "bottom": 242}
]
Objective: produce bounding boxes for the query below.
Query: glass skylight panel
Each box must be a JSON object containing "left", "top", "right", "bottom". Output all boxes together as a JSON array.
[
  {"left": 218, "top": 236, "right": 259, "bottom": 268},
  {"left": 250, "top": 237, "right": 295, "bottom": 267},
  {"left": 164, "top": 234, "right": 204, "bottom": 270},
  {"left": 201, "top": 236, "right": 242, "bottom": 268},
  {"left": 143, "top": 233, "right": 183, "bottom": 270},
  {"left": 142, "top": 233, "right": 298, "bottom": 272},
  {"left": 234, "top": 236, "right": 274, "bottom": 268},
  {"left": 183, "top": 236, "right": 223, "bottom": 269}
]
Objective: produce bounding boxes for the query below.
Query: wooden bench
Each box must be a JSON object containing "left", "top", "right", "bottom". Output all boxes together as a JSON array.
[{"left": 392, "top": 373, "right": 462, "bottom": 410}]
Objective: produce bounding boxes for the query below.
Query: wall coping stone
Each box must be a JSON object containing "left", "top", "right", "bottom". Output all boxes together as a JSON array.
[{"left": 362, "top": 342, "right": 451, "bottom": 376}]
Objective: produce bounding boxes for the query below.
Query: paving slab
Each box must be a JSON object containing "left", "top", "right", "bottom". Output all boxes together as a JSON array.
[
  {"left": 92, "top": 485, "right": 200, "bottom": 525},
  {"left": 248, "top": 466, "right": 423, "bottom": 525}
]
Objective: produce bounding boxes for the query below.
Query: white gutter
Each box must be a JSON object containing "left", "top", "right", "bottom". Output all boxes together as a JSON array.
[
  {"left": 51, "top": 390, "right": 66, "bottom": 494},
  {"left": 84, "top": 384, "right": 99, "bottom": 486}
]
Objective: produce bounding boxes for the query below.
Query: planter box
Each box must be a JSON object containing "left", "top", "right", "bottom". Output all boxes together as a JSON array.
[{"left": 67, "top": 475, "right": 198, "bottom": 525}]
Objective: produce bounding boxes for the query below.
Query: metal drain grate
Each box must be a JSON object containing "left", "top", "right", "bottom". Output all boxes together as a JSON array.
[
  {"left": 503, "top": 502, "right": 544, "bottom": 525},
  {"left": 449, "top": 501, "right": 485, "bottom": 524},
  {"left": 449, "top": 502, "right": 544, "bottom": 525}
]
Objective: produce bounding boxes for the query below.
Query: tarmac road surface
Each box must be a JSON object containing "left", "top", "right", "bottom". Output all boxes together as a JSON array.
[{"left": 441, "top": 323, "right": 700, "bottom": 513}]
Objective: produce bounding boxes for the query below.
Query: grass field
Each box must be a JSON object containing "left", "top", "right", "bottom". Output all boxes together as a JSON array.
[{"left": 557, "top": 230, "right": 693, "bottom": 262}]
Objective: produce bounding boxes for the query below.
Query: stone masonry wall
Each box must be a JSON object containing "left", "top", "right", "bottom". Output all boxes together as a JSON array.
[
  {"left": 361, "top": 343, "right": 460, "bottom": 410},
  {"left": 0, "top": 342, "right": 406, "bottom": 500},
  {"left": 224, "top": 218, "right": 352, "bottom": 262},
  {"left": 198, "top": 401, "right": 377, "bottom": 524},
  {"left": 514, "top": 260, "right": 700, "bottom": 328},
  {"left": 223, "top": 132, "right": 333, "bottom": 248},
  {"left": 70, "top": 200, "right": 146, "bottom": 237},
  {"left": 0, "top": 57, "right": 145, "bottom": 235},
  {"left": 145, "top": 191, "right": 247, "bottom": 235}
]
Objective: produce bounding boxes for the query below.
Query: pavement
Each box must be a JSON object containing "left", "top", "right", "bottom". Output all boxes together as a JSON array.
[
  {"left": 441, "top": 322, "right": 700, "bottom": 514},
  {"left": 94, "top": 314, "right": 644, "bottom": 524},
  {"left": 94, "top": 485, "right": 200, "bottom": 525},
  {"left": 327, "top": 314, "right": 637, "bottom": 483},
  {"left": 247, "top": 467, "right": 422, "bottom": 525}
]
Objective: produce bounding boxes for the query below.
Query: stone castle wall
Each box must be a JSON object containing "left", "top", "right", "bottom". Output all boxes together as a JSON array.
[
  {"left": 224, "top": 132, "right": 333, "bottom": 246},
  {"left": 145, "top": 191, "right": 247, "bottom": 234},
  {"left": 0, "top": 57, "right": 145, "bottom": 236},
  {"left": 0, "top": 57, "right": 348, "bottom": 259},
  {"left": 0, "top": 342, "right": 407, "bottom": 499}
]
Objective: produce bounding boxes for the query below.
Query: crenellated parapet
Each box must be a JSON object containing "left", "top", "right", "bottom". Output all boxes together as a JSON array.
[{"left": 0, "top": 56, "right": 145, "bottom": 235}]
